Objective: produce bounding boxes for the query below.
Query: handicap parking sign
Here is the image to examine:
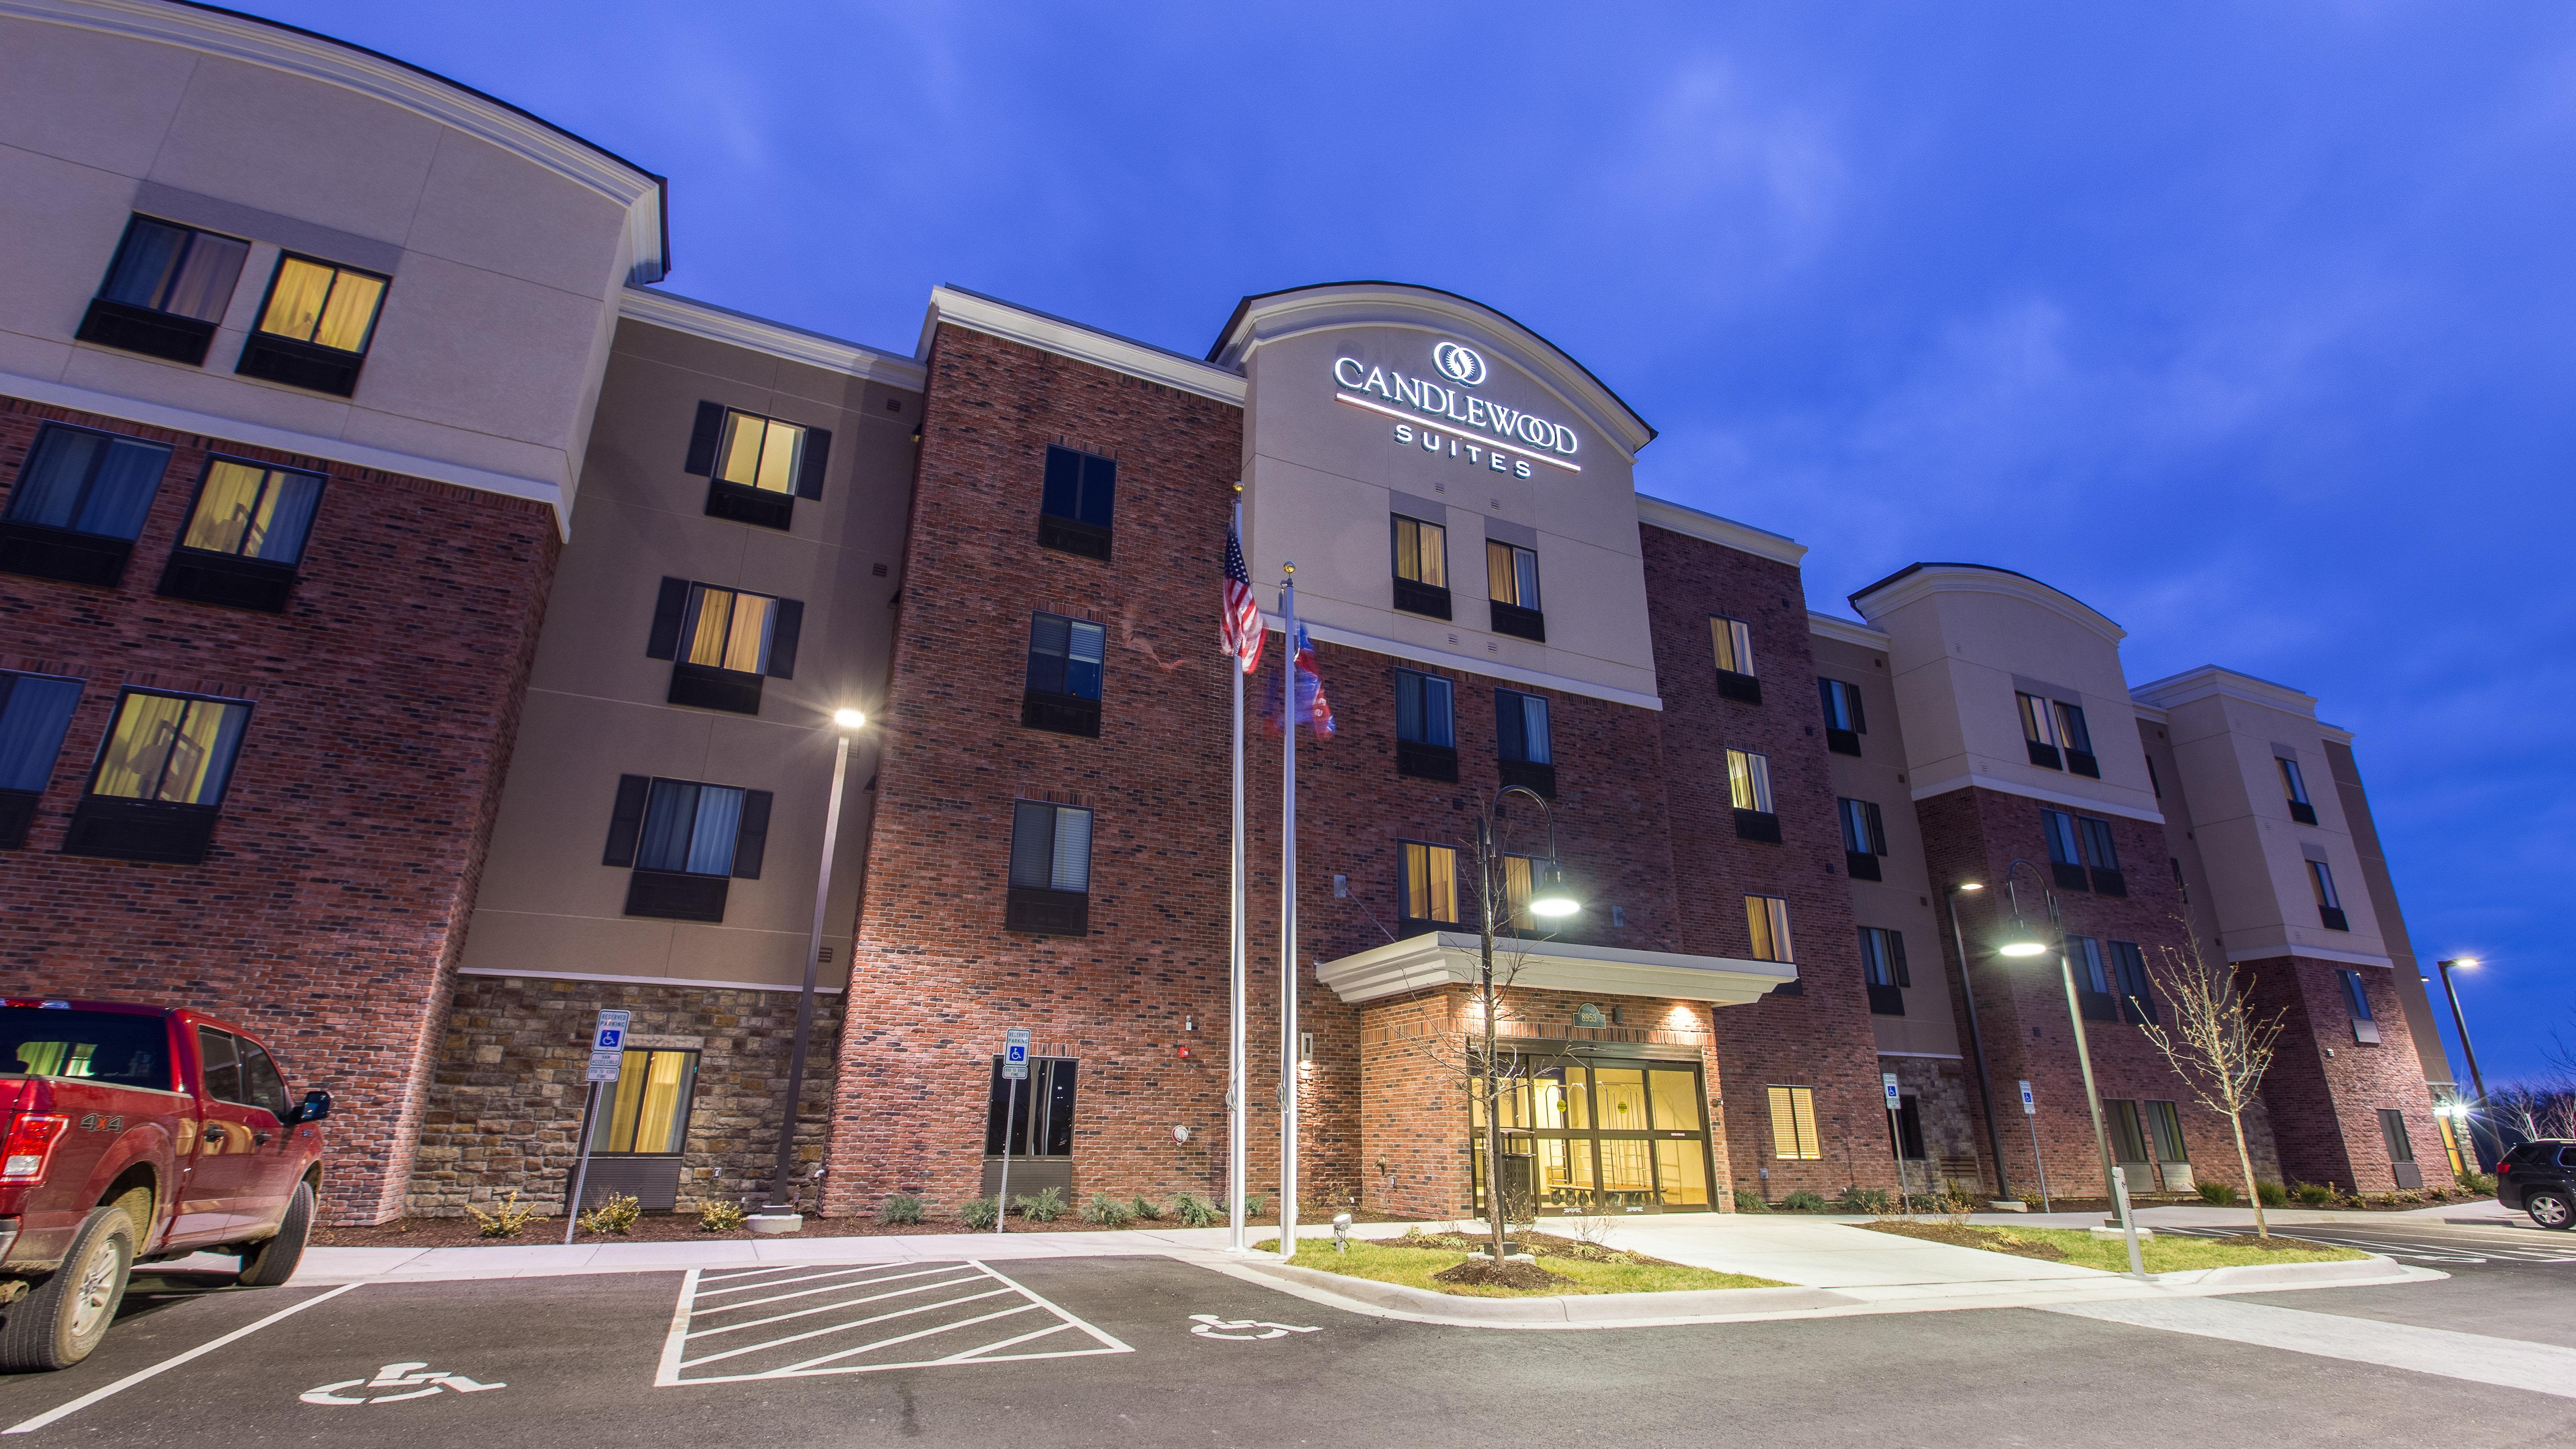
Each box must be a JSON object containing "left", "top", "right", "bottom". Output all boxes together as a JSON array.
[{"left": 1003, "top": 1027, "right": 1030, "bottom": 1080}]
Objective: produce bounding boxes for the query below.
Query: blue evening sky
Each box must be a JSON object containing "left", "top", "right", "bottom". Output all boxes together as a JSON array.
[{"left": 244, "top": 2, "right": 2574, "bottom": 1081}]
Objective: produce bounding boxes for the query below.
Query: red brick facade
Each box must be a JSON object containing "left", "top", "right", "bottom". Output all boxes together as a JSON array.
[
  {"left": 0, "top": 395, "right": 559, "bottom": 1223},
  {"left": 2246, "top": 954, "right": 2455, "bottom": 1193},
  {"left": 1915, "top": 785, "right": 2289, "bottom": 1200}
]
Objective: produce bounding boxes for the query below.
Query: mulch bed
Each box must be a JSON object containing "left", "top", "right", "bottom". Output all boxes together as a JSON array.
[
  {"left": 2202, "top": 1233, "right": 2320, "bottom": 1252},
  {"left": 1401, "top": 1230, "right": 1686, "bottom": 1269},
  {"left": 1856, "top": 1219, "right": 2068, "bottom": 1261},
  {"left": 315, "top": 1209, "right": 1349, "bottom": 1249},
  {"left": 1430, "top": 1258, "right": 1572, "bottom": 1290}
]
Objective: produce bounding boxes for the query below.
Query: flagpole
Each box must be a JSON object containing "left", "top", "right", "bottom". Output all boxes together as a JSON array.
[
  {"left": 1227, "top": 492, "right": 1248, "bottom": 1255},
  {"left": 1278, "top": 563, "right": 1299, "bottom": 1262}
]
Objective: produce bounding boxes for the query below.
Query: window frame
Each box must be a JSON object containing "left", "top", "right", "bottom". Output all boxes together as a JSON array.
[
  {"left": 1390, "top": 513, "right": 1451, "bottom": 619},
  {"left": 0, "top": 423, "right": 176, "bottom": 589},
  {"left": 1038, "top": 445, "right": 1117, "bottom": 560},
  {"left": 1860, "top": 926, "right": 1909, "bottom": 1015},
  {"left": 1728, "top": 748, "right": 1780, "bottom": 842},
  {"left": 1484, "top": 538, "right": 1545, "bottom": 642},
  {"left": 1005, "top": 799, "right": 1094, "bottom": 936},
  {"left": 1494, "top": 688, "right": 1555, "bottom": 798},
  {"left": 1399, "top": 838, "right": 1461, "bottom": 934},
  {"left": 248, "top": 252, "right": 388, "bottom": 357},
  {"left": 155, "top": 454, "right": 328, "bottom": 613},
  {"left": 1819, "top": 677, "right": 1864, "bottom": 755},
  {"left": 1745, "top": 894, "right": 1793, "bottom": 964},
  {"left": 1766, "top": 1084, "right": 1822, "bottom": 1161},
  {"left": 234, "top": 252, "right": 389, "bottom": 397},
  {"left": 1394, "top": 668, "right": 1459, "bottom": 781},
  {"left": 81, "top": 687, "right": 251, "bottom": 811},
  {"left": 2109, "top": 940, "right": 2156, "bottom": 1024},
  {"left": 0, "top": 670, "right": 83, "bottom": 850},
  {"left": 77, "top": 214, "right": 251, "bottom": 366},
  {"left": 594, "top": 1047, "right": 701, "bottom": 1156},
  {"left": 985, "top": 1055, "right": 1080, "bottom": 1159},
  {"left": 1838, "top": 797, "right": 1888, "bottom": 880}
]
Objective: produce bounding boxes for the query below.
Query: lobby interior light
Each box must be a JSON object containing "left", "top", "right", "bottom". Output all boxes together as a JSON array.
[
  {"left": 1527, "top": 860, "right": 1580, "bottom": 918},
  {"left": 831, "top": 708, "right": 866, "bottom": 730},
  {"left": 1997, "top": 916, "right": 2049, "bottom": 958}
]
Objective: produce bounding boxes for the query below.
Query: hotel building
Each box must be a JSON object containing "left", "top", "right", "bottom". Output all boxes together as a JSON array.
[{"left": 0, "top": 0, "right": 2462, "bottom": 1222}]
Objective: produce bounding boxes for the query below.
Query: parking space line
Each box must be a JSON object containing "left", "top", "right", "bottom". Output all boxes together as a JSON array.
[
  {"left": 655, "top": 1259, "right": 1131, "bottom": 1387},
  {"left": 4, "top": 1282, "right": 364, "bottom": 1436}
]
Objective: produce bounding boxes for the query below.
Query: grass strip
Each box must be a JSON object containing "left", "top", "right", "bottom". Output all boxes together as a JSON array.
[
  {"left": 1256, "top": 1235, "right": 1783, "bottom": 1297},
  {"left": 1857, "top": 1219, "right": 2370, "bottom": 1273}
]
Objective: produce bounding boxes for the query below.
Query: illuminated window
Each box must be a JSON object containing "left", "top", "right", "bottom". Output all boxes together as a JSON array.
[
  {"left": 179, "top": 459, "right": 324, "bottom": 564},
  {"left": 1711, "top": 617, "right": 1755, "bottom": 677},
  {"left": 1766, "top": 1085, "right": 1821, "bottom": 1160},
  {"left": 1726, "top": 749, "right": 1774, "bottom": 813},
  {"left": 1392, "top": 514, "right": 1447, "bottom": 587},
  {"left": 684, "top": 586, "right": 779, "bottom": 675},
  {"left": 717, "top": 411, "right": 808, "bottom": 496},
  {"left": 1745, "top": 894, "right": 1793, "bottom": 963},
  {"left": 87, "top": 690, "right": 250, "bottom": 806},
  {"left": 1402, "top": 840, "right": 1459, "bottom": 928},
  {"left": 597, "top": 1049, "right": 698, "bottom": 1154},
  {"left": 1485, "top": 539, "right": 1540, "bottom": 607},
  {"left": 255, "top": 255, "right": 386, "bottom": 354}
]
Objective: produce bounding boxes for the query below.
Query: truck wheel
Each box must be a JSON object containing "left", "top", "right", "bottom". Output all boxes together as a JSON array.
[
  {"left": 0, "top": 1206, "right": 137, "bottom": 1370},
  {"left": 235, "top": 1181, "right": 315, "bottom": 1287}
]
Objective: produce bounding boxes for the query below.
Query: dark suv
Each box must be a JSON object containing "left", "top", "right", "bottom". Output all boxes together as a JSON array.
[{"left": 2496, "top": 1139, "right": 2574, "bottom": 1230}]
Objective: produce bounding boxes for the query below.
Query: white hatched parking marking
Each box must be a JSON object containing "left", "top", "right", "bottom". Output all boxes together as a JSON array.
[
  {"left": 2161, "top": 1225, "right": 2576, "bottom": 1265},
  {"left": 654, "top": 1260, "right": 1130, "bottom": 1386}
]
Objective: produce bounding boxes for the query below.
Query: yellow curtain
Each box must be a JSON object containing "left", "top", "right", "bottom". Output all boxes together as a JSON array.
[
  {"left": 313, "top": 271, "right": 383, "bottom": 351},
  {"left": 686, "top": 588, "right": 736, "bottom": 668},
  {"left": 183, "top": 462, "right": 269, "bottom": 554},
  {"left": 259, "top": 257, "right": 334, "bottom": 341}
]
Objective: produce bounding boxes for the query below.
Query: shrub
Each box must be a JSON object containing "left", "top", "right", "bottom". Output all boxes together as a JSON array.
[
  {"left": 465, "top": 1189, "right": 537, "bottom": 1239},
  {"left": 2197, "top": 1180, "right": 2240, "bottom": 1206},
  {"left": 1131, "top": 1196, "right": 1164, "bottom": 1221},
  {"left": 878, "top": 1194, "right": 926, "bottom": 1226},
  {"left": 1215, "top": 1192, "right": 1270, "bottom": 1219},
  {"left": 2293, "top": 1181, "right": 2338, "bottom": 1206},
  {"left": 697, "top": 1199, "right": 747, "bottom": 1232},
  {"left": 1084, "top": 1192, "right": 1134, "bottom": 1227},
  {"left": 1781, "top": 1190, "right": 1828, "bottom": 1212},
  {"left": 577, "top": 1191, "right": 642, "bottom": 1235},
  {"left": 1171, "top": 1192, "right": 1217, "bottom": 1228},
  {"left": 2460, "top": 1171, "right": 2497, "bottom": 1195},
  {"left": 1835, "top": 1186, "right": 1892, "bottom": 1215},
  {"left": 960, "top": 1196, "right": 1000, "bottom": 1230},
  {"left": 1013, "top": 1187, "right": 1068, "bottom": 1222},
  {"left": 2255, "top": 1180, "right": 2288, "bottom": 1207},
  {"left": 1732, "top": 1189, "right": 1770, "bottom": 1213}
]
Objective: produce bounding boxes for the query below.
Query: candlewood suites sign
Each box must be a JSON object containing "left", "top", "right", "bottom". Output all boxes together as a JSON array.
[{"left": 1332, "top": 341, "right": 1581, "bottom": 476}]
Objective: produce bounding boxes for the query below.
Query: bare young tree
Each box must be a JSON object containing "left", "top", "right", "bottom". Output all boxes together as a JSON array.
[{"left": 2134, "top": 926, "right": 2287, "bottom": 1235}]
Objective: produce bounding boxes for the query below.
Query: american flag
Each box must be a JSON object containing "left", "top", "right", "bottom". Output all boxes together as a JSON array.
[{"left": 1221, "top": 513, "right": 1264, "bottom": 675}]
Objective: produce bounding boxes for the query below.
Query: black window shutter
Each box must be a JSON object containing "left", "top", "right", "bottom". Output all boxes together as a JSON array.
[
  {"left": 1495, "top": 692, "right": 1523, "bottom": 760},
  {"left": 1888, "top": 930, "right": 1910, "bottom": 987},
  {"left": 1846, "top": 684, "right": 1867, "bottom": 734},
  {"left": 795, "top": 427, "right": 831, "bottom": 500},
  {"left": 685, "top": 402, "right": 726, "bottom": 476},
  {"left": 603, "top": 774, "right": 651, "bottom": 866},
  {"left": 731, "top": 790, "right": 774, "bottom": 879},
  {"left": 1818, "top": 676, "right": 1836, "bottom": 724},
  {"left": 766, "top": 598, "right": 803, "bottom": 678},
  {"left": 646, "top": 577, "right": 690, "bottom": 659}
]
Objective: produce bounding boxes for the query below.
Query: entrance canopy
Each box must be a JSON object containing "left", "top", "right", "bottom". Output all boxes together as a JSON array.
[{"left": 1314, "top": 932, "right": 1795, "bottom": 1006}]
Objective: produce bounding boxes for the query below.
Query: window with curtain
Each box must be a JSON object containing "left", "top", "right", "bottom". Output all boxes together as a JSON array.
[
  {"left": 87, "top": 690, "right": 251, "bottom": 806},
  {"left": 1009, "top": 800, "right": 1094, "bottom": 894},
  {"left": 717, "top": 410, "right": 809, "bottom": 496},
  {"left": 1027, "top": 612, "right": 1108, "bottom": 701},
  {"left": 2017, "top": 691, "right": 2062, "bottom": 755},
  {"left": 684, "top": 586, "right": 780, "bottom": 675},
  {"left": 1394, "top": 669, "right": 1455, "bottom": 746},
  {"left": 5, "top": 425, "right": 172, "bottom": 541},
  {"left": 598, "top": 1049, "right": 698, "bottom": 1154},
  {"left": 2078, "top": 817, "right": 2120, "bottom": 871},
  {"left": 1726, "top": 749, "right": 1773, "bottom": 813},
  {"left": 2309, "top": 858, "right": 2347, "bottom": 930},
  {"left": 2280, "top": 757, "right": 2310, "bottom": 805},
  {"left": 1485, "top": 539, "right": 1540, "bottom": 607},
  {"left": 1859, "top": 927, "right": 1909, "bottom": 987},
  {"left": 1392, "top": 514, "right": 1447, "bottom": 586},
  {"left": 1501, "top": 853, "right": 1542, "bottom": 930},
  {"left": 1766, "top": 1085, "right": 1821, "bottom": 1160},
  {"left": 255, "top": 255, "right": 386, "bottom": 354},
  {"left": 1839, "top": 798, "right": 1887, "bottom": 855},
  {"left": 1402, "top": 840, "right": 1459, "bottom": 927},
  {"left": 2054, "top": 699, "right": 2096, "bottom": 774},
  {"left": 2105, "top": 1099, "right": 2152, "bottom": 1165},
  {"left": 2109, "top": 940, "right": 2156, "bottom": 1023},
  {"left": 1493, "top": 690, "right": 1550, "bottom": 764},
  {"left": 2042, "top": 810, "right": 2081, "bottom": 865},
  {"left": 637, "top": 779, "right": 749, "bottom": 877},
  {"left": 2144, "top": 1100, "right": 2189, "bottom": 1164},
  {"left": 1819, "top": 678, "right": 1865, "bottom": 732},
  {"left": 1710, "top": 616, "right": 1755, "bottom": 677},
  {"left": 2069, "top": 935, "right": 2115, "bottom": 1020},
  {"left": 95, "top": 216, "right": 248, "bottom": 325},
  {"left": 1745, "top": 895, "right": 1793, "bottom": 963},
  {"left": 1039, "top": 445, "right": 1116, "bottom": 531},
  {"left": 0, "top": 673, "right": 83, "bottom": 795},
  {"left": 178, "top": 459, "right": 324, "bottom": 563}
]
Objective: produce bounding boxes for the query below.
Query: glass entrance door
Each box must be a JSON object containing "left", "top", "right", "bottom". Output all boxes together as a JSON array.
[{"left": 1472, "top": 1052, "right": 1715, "bottom": 1213}]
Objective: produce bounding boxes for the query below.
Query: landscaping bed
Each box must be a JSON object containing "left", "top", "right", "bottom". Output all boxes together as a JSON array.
[
  {"left": 1255, "top": 1229, "right": 1783, "bottom": 1298},
  {"left": 316, "top": 1197, "right": 1390, "bottom": 1248},
  {"left": 1857, "top": 1219, "right": 2370, "bottom": 1273}
]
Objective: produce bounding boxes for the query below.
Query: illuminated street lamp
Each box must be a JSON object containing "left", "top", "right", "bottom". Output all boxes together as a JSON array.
[
  {"left": 2434, "top": 957, "right": 2493, "bottom": 1167},
  {"left": 753, "top": 707, "right": 866, "bottom": 1232},
  {"left": 1941, "top": 881, "right": 2013, "bottom": 1201}
]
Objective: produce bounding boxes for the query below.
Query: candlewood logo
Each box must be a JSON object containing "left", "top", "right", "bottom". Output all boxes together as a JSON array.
[{"left": 1433, "top": 341, "right": 1487, "bottom": 385}]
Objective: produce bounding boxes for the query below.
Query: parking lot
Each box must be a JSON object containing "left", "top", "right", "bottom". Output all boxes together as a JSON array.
[{"left": 1, "top": 1240, "right": 2571, "bottom": 1448}]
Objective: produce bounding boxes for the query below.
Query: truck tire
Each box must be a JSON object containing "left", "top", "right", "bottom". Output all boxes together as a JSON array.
[
  {"left": 235, "top": 1180, "right": 315, "bottom": 1287},
  {"left": 0, "top": 1205, "right": 137, "bottom": 1371}
]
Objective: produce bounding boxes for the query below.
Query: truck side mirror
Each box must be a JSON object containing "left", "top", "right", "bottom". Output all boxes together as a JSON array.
[{"left": 290, "top": 1088, "right": 333, "bottom": 1124}]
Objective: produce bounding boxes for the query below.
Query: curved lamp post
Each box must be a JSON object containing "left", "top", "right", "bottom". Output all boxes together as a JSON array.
[
  {"left": 1470, "top": 784, "right": 1576, "bottom": 1264},
  {"left": 1997, "top": 859, "right": 2144, "bottom": 1276},
  {"left": 1940, "top": 881, "right": 2012, "bottom": 1201},
  {"left": 2434, "top": 957, "right": 2491, "bottom": 1167},
  {"left": 754, "top": 707, "right": 866, "bottom": 1232}
]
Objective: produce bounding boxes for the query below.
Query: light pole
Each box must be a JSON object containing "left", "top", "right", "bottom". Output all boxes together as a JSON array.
[
  {"left": 1995, "top": 859, "right": 2143, "bottom": 1277},
  {"left": 2435, "top": 958, "right": 2491, "bottom": 1167},
  {"left": 1941, "top": 881, "right": 2010, "bottom": 1203},
  {"left": 1471, "top": 785, "right": 1577, "bottom": 1266},
  {"left": 752, "top": 706, "right": 865, "bottom": 1233}
]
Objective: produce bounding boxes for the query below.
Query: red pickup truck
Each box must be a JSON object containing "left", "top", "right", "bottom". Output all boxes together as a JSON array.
[{"left": 1, "top": 1000, "right": 330, "bottom": 1370}]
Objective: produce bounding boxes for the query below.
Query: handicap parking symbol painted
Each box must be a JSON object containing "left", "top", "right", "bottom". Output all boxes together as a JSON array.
[
  {"left": 300, "top": 1361, "right": 507, "bottom": 1405},
  {"left": 1188, "top": 1313, "right": 1320, "bottom": 1341}
]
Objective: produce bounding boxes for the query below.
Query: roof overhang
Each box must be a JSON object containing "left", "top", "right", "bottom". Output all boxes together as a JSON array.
[
  {"left": 1850, "top": 562, "right": 2124, "bottom": 644},
  {"left": 1315, "top": 932, "right": 1795, "bottom": 1007}
]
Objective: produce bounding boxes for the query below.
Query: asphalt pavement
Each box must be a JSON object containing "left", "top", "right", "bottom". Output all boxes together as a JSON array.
[{"left": 0, "top": 1240, "right": 2568, "bottom": 1447}]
